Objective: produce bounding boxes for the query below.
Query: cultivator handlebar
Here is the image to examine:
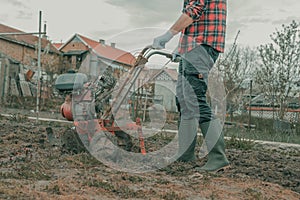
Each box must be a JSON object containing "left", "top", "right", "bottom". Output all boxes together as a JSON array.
[
  {"left": 97, "top": 46, "right": 179, "bottom": 154},
  {"left": 102, "top": 45, "right": 176, "bottom": 121}
]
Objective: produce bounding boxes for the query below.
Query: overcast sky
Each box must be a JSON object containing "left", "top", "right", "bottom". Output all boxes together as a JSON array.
[{"left": 1, "top": 0, "right": 300, "bottom": 52}]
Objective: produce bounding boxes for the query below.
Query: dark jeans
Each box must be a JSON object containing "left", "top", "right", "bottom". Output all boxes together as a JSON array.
[{"left": 176, "top": 45, "right": 219, "bottom": 124}]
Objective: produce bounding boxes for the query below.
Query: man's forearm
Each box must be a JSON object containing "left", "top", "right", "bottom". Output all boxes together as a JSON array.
[{"left": 169, "top": 13, "right": 194, "bottom": 35}]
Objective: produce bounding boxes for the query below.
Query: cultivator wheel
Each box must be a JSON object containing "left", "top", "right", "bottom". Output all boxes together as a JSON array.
[
  {"left": 88, "top": 130, "right": 132, "bottom": 162},
  {"left": 114, "top": 131, "right": 133, "bottom": 151},
  {"left": 89, "top": 131, "right": 116, "bottom": 160},
  {"left": 60, "top": 125, "right": 133, "bottom": 155},
  {"left": 60, "top": 128, "right": 88, "bottom": 154}
]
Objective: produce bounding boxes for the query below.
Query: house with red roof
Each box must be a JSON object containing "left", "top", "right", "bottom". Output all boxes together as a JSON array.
[
  {"left": 58, "top": 34, "right": 136, "bottom": 77},
  {"left": 0, "top": 23, "right": 62, "bottom": 98},
  {"left": 0, "top": 23, "right": 61, "bottom": 70}
]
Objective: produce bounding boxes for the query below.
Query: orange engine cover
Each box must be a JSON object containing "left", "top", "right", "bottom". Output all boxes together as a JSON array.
[{"left": 60, "top": 101, "right": 73, "bottom": 121}]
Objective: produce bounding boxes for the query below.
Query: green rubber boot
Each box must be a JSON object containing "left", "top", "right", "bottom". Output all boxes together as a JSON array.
[
  {"left": 198, "top": 119, "right": 230, "bottom": 172},
  {"left": 177, "top": 118, "right": 198, "bottom": 162}
]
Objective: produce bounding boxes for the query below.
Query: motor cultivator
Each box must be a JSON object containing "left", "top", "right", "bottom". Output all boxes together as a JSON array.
[{"left": 54, "top": 46, "right": 175, "bottom": 154}]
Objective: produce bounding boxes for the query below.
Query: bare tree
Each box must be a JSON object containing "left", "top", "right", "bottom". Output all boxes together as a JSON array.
[
  {"left": 256, "top": 20, "right": 300, "bottom": 120},
  {"left": 216, "top": 43, "right": 258, "bottom": 120}
]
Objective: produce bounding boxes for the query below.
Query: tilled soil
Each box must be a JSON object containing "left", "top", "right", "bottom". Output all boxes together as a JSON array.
[{"left": 0, "top": 113, "right": 300, "bottom": 199}]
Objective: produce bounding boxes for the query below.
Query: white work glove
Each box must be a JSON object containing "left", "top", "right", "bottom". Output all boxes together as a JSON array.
[{"left": 152, "top": 31, "right": 174, "bottom": 49}]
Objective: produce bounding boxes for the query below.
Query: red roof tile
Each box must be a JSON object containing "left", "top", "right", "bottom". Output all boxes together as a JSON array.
[
  {"left": 0, "top": 23, "right": 60, "bottom": 54},
  {"left": 78, "top": 34, "right": 136, "bottom": 66},
  {"left": 53, "top": 42, "right": 64, "bottom": 50}
]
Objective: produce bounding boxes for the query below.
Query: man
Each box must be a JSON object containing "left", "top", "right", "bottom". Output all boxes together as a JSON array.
[{"left": 152, "top": 0, "right": 229, "bottom": 172}]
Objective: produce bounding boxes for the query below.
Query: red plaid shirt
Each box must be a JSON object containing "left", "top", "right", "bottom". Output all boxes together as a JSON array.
[{"left": 178, "top": 0, "right": 227, "bottom": 54}]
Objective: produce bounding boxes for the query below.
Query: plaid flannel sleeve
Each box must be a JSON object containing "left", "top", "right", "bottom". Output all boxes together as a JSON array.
[{"left": 182, "top": 0, "right": 206, "bottom": 21}]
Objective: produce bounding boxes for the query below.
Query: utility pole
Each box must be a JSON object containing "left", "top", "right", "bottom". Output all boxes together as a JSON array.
[
  {"left": 248, "top": 79, "right": 253, "bottom": 129},
  {"left": 36, "top": 11, "right": 42, "bottom": 123}
]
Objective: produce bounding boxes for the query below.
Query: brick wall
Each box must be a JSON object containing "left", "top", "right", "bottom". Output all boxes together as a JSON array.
[
  {"left": 0, "top": 39, "right": 25, "bottom": 63},
  {"left": 60, "top": 41, "right": 88, "bottom": 53},
  {"left": 0, "top": 38, "right": 62, "bottom": 73}
]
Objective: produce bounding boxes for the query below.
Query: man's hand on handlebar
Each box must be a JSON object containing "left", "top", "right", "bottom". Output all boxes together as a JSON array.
[{"left": 152, "top": 31, "right": 174, "bottom": 49}]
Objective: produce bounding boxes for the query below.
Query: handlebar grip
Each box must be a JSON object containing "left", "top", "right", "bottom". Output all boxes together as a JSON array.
[{"left": 172, "top": 55, "right": 181, "bottom": 63}]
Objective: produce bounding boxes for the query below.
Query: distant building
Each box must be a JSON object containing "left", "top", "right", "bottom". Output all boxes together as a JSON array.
[
  {"left": 125, "top": 67, "right": 179, "bottom": 121},
  {"left": 57, "top": 34, "right": 136, "bottom": 78},
  {"left": 0, "top": 23, "right": 62, "bottom": 98},
  {"left": 0, "top": 23, "right": 61, "bottom": 71},
  {"left": 151, "top": 68, "right": 178, "bottom": 112}
]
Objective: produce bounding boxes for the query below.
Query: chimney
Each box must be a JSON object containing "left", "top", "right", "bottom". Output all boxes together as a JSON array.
[
  {"left": 43, "top": 22, "right": 47, "bottom": 39},
  {"left": 99, "top": 39, "right": 105, "bottom": 45},
  {"left": 110, "top": 42, "right": 116, "bottom": 48}
]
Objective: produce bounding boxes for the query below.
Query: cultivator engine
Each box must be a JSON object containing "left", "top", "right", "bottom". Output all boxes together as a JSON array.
[{"left": 54, "top": 46, "right": 176, "bottom": 154}]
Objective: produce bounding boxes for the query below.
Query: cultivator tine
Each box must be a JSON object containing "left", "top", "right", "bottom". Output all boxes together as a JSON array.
[{"left": 136, "top": 118, "right": 146, "bottom": 155}]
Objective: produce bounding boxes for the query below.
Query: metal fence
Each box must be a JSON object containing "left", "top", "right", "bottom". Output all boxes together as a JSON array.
[
  {"left": 244, "top": 107, "right": 300, "bottom": 133},
  {"left": 249, "top": 107, "right": 300, "bottom": 123},
  {"left": 228, "top": 107, "right": 300, "bottom": 134}
]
